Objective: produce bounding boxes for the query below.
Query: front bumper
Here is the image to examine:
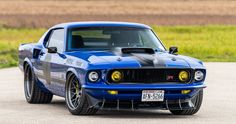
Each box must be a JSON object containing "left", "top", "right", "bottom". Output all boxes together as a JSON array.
[{"left": 83, "top": 82, "right": 206, "bottom": 110}]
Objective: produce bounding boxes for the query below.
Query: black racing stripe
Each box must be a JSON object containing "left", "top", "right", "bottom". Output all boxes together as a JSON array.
[
  {"left": 111, "top": 47, "right": 166, "bottom": 67},
  {"left": 131, "top": 53, "right": 155, "bottom": 67}
]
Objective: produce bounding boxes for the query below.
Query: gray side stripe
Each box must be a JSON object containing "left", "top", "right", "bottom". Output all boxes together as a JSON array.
[{"left": 153, "top": 54, "right": 166, "bottom": 67}]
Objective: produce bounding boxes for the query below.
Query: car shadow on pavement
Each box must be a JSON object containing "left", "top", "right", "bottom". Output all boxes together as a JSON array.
[
  {"left": 95, "top": 110, "right": 196, "bottom": 119},
  {"left": 50, "top": 99, "right": 196, "bottom": 119},
  {"left": 50, "top": 99, "right": 66, "bottom": 107}
]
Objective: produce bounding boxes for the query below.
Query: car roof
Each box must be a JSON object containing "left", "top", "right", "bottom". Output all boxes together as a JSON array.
[{"left": 52, "top": 21, "right": 151, "bottom": 29}]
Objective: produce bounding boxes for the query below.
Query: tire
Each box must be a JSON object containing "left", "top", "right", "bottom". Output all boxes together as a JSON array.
[
  {"left": 169, "top": 89, "right": 203, "bottom": 115},
  {"left": 24, "top": 64, "right": 53, "bottom": 103},
  {"left": 65, "top": 73, "right": 98, "bottom": 115}
]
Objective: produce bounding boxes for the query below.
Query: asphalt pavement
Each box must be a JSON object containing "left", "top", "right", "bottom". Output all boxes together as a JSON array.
[{"left": 0, "top": 62, "right": 235, "bottom": 124}]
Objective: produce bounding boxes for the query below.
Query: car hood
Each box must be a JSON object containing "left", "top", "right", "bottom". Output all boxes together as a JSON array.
[{"left": 66, "top": 50, "right": 204, "bottom": 69}]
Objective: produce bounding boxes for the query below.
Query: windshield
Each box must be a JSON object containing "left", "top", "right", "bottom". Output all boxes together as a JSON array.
[{"left": 67, "top": 27, "right": 166, "bottom": 51}]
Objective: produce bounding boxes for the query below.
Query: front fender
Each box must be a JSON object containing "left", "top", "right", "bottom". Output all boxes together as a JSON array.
[
  {"left": 66, "top": 67, "right": 87, "bottom": 85},
  {"left": 23, "top": 58, "right": 33, "bottom": 72},
  {"left": 66, "top": 68, "right": 79, "bottom": 79}
]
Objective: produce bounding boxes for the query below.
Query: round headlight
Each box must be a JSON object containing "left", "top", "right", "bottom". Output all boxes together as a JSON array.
[
  {"left": 88, "top": 71, "right": 99, "bottom": 82},
  {"left": 179, "top": 71, "right": 189, "bottom": 82},
  {"left": 195, "top": 71, "right": 204, "bottom": 81},
  {"left": 111, "top": 71, "right": 123, "bottom": 82}
]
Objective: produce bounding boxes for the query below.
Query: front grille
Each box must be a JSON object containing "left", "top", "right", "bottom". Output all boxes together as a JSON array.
[{"left": 107, "top": 68, "right": 193, "bottom": 84}]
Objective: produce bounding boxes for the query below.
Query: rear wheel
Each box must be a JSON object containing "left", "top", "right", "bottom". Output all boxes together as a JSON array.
[
  {"left": 65, "top": 73, "right": 98, "bottom": 115},
  {"left": 24, "top": 64, "right": 53, "bottom": 103},
  {"left": 169, "top": 89, "right": 203, "bottom": 115}
]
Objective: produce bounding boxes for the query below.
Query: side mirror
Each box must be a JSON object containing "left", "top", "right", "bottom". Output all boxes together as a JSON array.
[
  {"left": 169, "top": 46, "right": 178, "bottom": 54},
  {"left": 47, "top": 47, "right": 57, "bottom": 53}
]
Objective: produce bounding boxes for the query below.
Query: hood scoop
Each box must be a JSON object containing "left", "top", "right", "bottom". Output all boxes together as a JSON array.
[{"left": 113, "top": 47, "right": 155, "bottom": 55}]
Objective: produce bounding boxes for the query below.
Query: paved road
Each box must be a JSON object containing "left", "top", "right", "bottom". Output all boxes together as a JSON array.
[{"left": 0, "top": 63, "right": 235, "bottom": 124}]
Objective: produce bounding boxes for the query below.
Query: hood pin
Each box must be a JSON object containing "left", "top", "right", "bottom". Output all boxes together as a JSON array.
[
  {"left": 171, "top": 58, "right": 177, "bottom": 61},
  {"left": 117, "top": 57, "right": 122, "bottom": 61}
]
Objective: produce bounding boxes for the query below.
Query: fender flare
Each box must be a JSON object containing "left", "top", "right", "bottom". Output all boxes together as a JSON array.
[
  {"left": 66, "top": 68, "right": 79, "bottom": 80},
  {"left": 66, "top": 67, "right": 87, "bottom": 85},
  {"left": 23, "top": 58, "right": 33, "bottom": 72}
]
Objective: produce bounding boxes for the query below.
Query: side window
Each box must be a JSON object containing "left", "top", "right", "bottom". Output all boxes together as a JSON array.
[{"left": 47, "top": 29, "right": 64, "bottom": 53}]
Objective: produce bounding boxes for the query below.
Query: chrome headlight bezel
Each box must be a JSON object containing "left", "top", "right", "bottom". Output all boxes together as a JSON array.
[
  {"left": 88, "top": 71, "right": 100, "bottom": 82},
  {"left": 194, "top": 70, "right": 204, "bottom": 81}
]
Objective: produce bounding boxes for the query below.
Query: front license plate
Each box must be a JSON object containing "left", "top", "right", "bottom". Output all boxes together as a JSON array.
[{"left": 141, "top": 90, "right": 164, "bottom": 102}]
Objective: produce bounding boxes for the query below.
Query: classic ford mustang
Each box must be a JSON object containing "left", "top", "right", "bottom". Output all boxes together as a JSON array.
[{"left": 19, "top": 21, "right": 206, "bottom": 115}]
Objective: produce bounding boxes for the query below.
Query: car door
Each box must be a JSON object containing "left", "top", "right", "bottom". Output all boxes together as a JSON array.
[
  {"left": 37, "top": 28, "right": 67, "bottom": 95},
  {"left": 33, "top": 30, "right": 53, "bottom": 87}
]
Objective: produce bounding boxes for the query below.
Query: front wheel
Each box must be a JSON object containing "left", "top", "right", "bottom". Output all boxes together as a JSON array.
[
  {"left": 65, "top": 73, "right": 98, "bottom": 115},
  {"left": 169, "top": 89, "right": 203, "bottom": 115}
]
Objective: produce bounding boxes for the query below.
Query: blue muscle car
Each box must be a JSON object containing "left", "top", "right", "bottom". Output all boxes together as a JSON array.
[{"left": 19, "top": 21, "right": 206, "bottom": 115}]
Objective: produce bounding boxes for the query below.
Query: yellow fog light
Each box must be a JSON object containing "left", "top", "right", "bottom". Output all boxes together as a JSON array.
[
  {"left": 111, "top": 71, "right": 123, "bottom": 82},
  {"left": 181, "top": 90, "right": 191, "bottom": 94},
  {"left": 108, "top": 90, "right": 118, "bottom": 95},
  {"left": 179, "top": 71, "right": 189, "bottom": 82}
]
